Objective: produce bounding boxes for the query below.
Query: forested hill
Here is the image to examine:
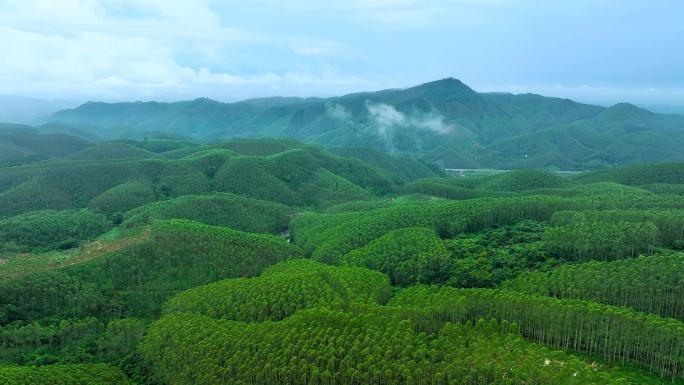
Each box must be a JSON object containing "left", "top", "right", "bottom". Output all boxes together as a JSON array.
[{"left": 46, "top": 78, "right": 684, "bottom": 170}]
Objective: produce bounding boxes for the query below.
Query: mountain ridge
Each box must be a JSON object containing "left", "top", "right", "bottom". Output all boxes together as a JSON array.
[{"left": 45, "top": 78, "right": 684, "bottom": 170}]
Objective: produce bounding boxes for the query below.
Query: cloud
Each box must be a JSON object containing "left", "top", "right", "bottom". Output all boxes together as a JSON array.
[
  {"left": 413, "top": 110, "right": 453, "bottom": 134},
  {"left": 365, "top": 101, "right": 453, "bottom": 150},
  {"left": 366, "top": 101, "right": 453, "bottom": 135},
  {"left": 326, "top": 104, "right": 352, "bottom": 120},
  {"left": 366, "top": 102, "right": 407, "bottom": 137},
  {"left": 0, "top": 0, "right": 369, "bottom": 100},
  {"left": 280, "top": 0, "right": 515, "bottom": 26},
  {"left": 479, "top": 83, "right": 684, "bottom": 107}
]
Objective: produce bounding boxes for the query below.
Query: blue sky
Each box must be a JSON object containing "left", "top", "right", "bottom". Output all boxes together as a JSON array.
[{"left": 1, "top": 0, "right": 682, "bottom": 109}]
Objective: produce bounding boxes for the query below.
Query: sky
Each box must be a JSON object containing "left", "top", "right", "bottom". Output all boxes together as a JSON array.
[{"left": 1, "top": 0, "right": 683, "bottom": 110}]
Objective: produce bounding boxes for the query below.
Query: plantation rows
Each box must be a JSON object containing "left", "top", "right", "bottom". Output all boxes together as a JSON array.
[
  {"left": 0, "top": 364, "right": 131, "bottom": 385},
  {"left": 0, "top": 220, "right": 301, "bottom": 322},
  {"left": 503, "top": 254, "right": 684, "bottom": 321},
  {"left": 142, "top": 309, "right": 630, "bottom": 385},
  {"left": 4, "top": 162, "right": 684, "bottom": 384},
  {"left": 390, "top": 286, "right": 684, "bottom": 379},
  {"left": 163, "top": 260, "right": 392, "bottom": 321},
  {"left": 291, "top": 194, "right": 684, "bottom": 265}
]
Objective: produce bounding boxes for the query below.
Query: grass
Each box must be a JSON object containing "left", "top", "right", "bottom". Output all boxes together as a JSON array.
[{"left": 0, "top": 226, "right": 146, "bottom": 283}]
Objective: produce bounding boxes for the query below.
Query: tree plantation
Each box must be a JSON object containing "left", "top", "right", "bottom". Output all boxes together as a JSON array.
[{"left": 1, "top": 139, "right": 684, "bottom": 385}]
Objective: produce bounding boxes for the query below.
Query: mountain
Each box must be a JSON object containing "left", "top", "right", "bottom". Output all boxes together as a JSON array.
[
  {"left": 47, "top": 78, "right": 684, "bottom": 170},
  {"left": 0, "top": 95, "right": 78, "bottom": 124},
  {"left": 0, "top": 123, "right": 91, "bottom": 163}
]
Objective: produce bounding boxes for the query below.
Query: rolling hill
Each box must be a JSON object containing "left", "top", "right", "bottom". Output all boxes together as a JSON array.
[{"left": 46, "top": 78, "right": 684, "bottom": 170}]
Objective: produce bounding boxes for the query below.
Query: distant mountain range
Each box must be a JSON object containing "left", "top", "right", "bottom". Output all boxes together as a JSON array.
[
  {"left": 0, "top": 95, "right": 77, "bottom": 124},
  {"left": 27, "top": 78, "right": 684, "bottom": 169}
]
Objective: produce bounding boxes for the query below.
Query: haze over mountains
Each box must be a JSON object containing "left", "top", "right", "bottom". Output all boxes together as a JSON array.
[
  {"left": 7, "top": 78, "right": 684, "bottom": 170},
  {"left": 0, "top": 95, "right": 77, "bottom": 124}
]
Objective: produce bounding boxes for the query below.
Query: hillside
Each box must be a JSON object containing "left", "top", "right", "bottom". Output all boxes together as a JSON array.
[
  {"left": 0, "top": 124, "right": 91, "bottom": 163},
  {"left": 0, "top": 95, "right": 76, "bottom": 124},
  {"left": 0, "top": 139, "right": 439, "bottom": 217},
  {"left": 2, "top": 152, "right": 684, "bottom": 384},
  {"left": 46, "top": 78, "right": 684, "bottom": 170}
]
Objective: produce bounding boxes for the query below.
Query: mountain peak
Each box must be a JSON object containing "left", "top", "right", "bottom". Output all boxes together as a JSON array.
[
  {"left": 414, "top": 77, "right": 475, "bottom": 92},
  {"left": 407, "top": 78, "right": 478, "bottom": 100},
  {"left": 603, "top": 102, "right": 651, "bottom": 117}
]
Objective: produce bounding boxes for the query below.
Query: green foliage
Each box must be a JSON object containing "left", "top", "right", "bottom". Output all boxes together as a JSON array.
[
  {"left": 68, "top": 142, "right": 161, "bottom": 160},
  {"left": 47, "top": 79, "right": 684, "bottom": 170},
  {"left": 0, "top": 363, "right": 132, "bottom": 385},
  {"left": 0, "top": 144, "right": 408, "bottom": 217},
  {"left": 641, "top": 183, "right": 684, "bottom": 196},
  {"left": 0, "top": 209, "right": 111, "bottom": 251},
  {"left": 124, "top": 192, "right": 292, "bottom": 233},
  {"left": 0, "top": 220, "right": 302, "bottom": 323},
  {"left": 576, "top": 163, "right": 684, "bottom": 186},
  {"left": 446, "top": 221, "right": 550, "bottom": 287},
  {"left": 0, "top": 317, "right": 105, "bottom": 365},
  {"left": 402, "top": 180, "right": 483, "bottom": 200},
  {"left": 0, "top": 159, "right": 208, "bottom": 217},
  {"left": 390, "top": 286, "right": 684, "bottom": 379},
  {"left": 550, "top": 209, "right": 684, "bottom": 246},
  {"left": 96, "top": 318, "right": 145, "bottom": 364},
  {"left": 503, "top": 254, "right": 684, "bottom": 321},
  {"left": 141, "top": 308, "right": 628, "bottom": 385},
  {"left": 212, "top": 147, "right": 397, "bottom": 207},
  {"left": 164, "top": 259, "right": 392, "bottom": 321},
  {"left": 544, "top": 211, "right": 664, "bottom": 260},
  {"left": 478, "top": 169, "right": 572, "bottom": 192},
  {"left": 119, "top": 138, "right": 195, "bottom": 153},
  {"left": 5, "top": 130, "right": 684, "bottom": 385},
  {"left": 88, "top": 181, "right": 157, "bottom": 214},
  {"left": 79, "top": 219, "right": 302, "bottom": 317},
  {"left": 342, "top": 227, "right": 451, "bottom": 286},
  {"left": 330, "top": 147, "right": 441, "bottom": 183},
  {"left": 0, "top": 271, "right": 104, "bottom": 323},
  {"left": 217, "top": 138, "right": 305, "bottom": 156},
  {"left": 525, "top": 182, "right": 655, "bottom": 198},
  {"left": 291, "top": 196, "right": 600, "bottom": 264},
  {"left": 0, "top": 124, "right": 91, "bottom": 162}
]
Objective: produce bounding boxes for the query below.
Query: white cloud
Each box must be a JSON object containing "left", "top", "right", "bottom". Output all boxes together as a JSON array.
[
  {"left": 279, "top": 0, "right": 514, "bottom": 26},
  {"left": 326, "top": 104, "right": 352, "bottom": 120},
  {"left": 0, "top": 0, "right": 368, "bottom": 100},
  {"left": 366, "top": 101, "right": 453, "bottom": 138},
  {"left": 478, "top": 83, "right": 684, "bottom": 107},
  {"left": 367, "top": 102, "right": 407, "bottom": 136}
]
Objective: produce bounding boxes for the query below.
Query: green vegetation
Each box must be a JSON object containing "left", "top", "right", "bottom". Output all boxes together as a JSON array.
[
  {"left": 291, "top": 196, "right": 592, "bottom": 264},
  {"left": 342, "top": 227, "right": 451, "bottom": 286},
  {"left": 46, "top": 79, "right": 684, "bottom": 170},
  {"left": 0, "top": 124, "right": 90, "bottom": 164},
  {"left": 124, "top": 193, "right": 292, "bottom": 233},
  {"left": 446, "top": 220, "right": 549, "bottom": 288},
  {"left": 164, "top": 259, "right": 392, "bottom": 321},
  {"left": 550, "top": 209, "right": 684, "bottom": 247},
  {"left": 0, "top": 209, "right": 111, "bottom": 251},
  {"left": 390, "top": 286, "right": 684, "bottom": 379},
  {"left": 2, "top": 131, "right": 684, "bottom": 384},
  {"left": 142, "top": 309, "right": 630, "bottom": 385},
  {"left": 575, "top": 163, "right": 684, "bottom": 185},
  {"left": 0, "top": 220, "right": 301, "bottom": 323},
  {"left": 68, "top": 142, "right": 161, "bottom": 160},
  {"left": 88, "top": 181, "right": 157, "bottom": 214},
  {"left": 0, "top": 364, "right": 132, "bottom": 385},
  {"left": 478, "top": 169, "right": 571, "bottom": 192},
  {"left": 544, "top": 219, "right": 659, "bottom": 261},
  {"left": 503, "top": 254, "right": 684, "bottom": 320}
]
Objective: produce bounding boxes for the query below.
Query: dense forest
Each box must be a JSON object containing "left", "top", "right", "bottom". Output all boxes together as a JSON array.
[
  {"left": 1, "top": 134, "right": 684, "bottom": 385},
  {"left": 6, "top": 78, "right": 684, "bottom": 170}
]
